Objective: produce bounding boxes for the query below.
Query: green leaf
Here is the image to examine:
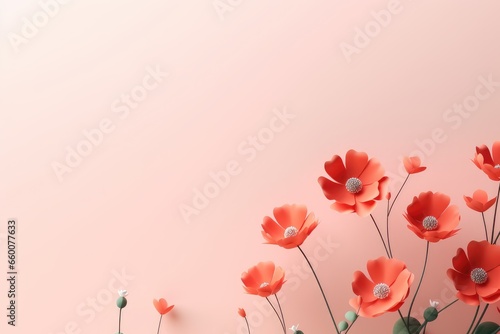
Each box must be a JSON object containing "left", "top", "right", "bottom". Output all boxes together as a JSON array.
[
  {"left": 393, "top": 317, "right": 421, "bottom": 334},
  {"left": 474, "top": 322, "right": 500, "bottom": 334}
]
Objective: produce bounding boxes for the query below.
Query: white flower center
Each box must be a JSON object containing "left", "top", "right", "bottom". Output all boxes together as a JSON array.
[
  {"left": 260, "top": 282, "right": 269, "bottom": 288},
  {"left": 422, "top": 216, "right": 438, "bottom": 230},
  {"left": 345, "top": 177, "right": 362, "bottom": 194},
  {"left": 284, "top": 226, "right": 298, "bottom": 238},
  {"left": 470, "top": 268, "right": 488, "bottom": 284},
  {"left": 495, "top": 164, "right": 500, "bottom": 169},
  {"left": 373, "top": 283, "right": 390, "bottom": 299}
]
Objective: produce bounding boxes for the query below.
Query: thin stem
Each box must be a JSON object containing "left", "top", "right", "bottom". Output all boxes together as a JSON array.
[
  {"left": 344, "top": 316, "right": 359, "bottom": 334},
  {"left": 388, "top": 174, "right": 410, "bottom": 216},
  {"left": 266, "top": 297, "right": 285, "bottom": 333},
  {"left": 397, "top": 309, "right": 411, "bottom": 333},
  {"left": 118, "top": 308, "right": 122, "bottom": 334},
  {"left": 370, "top": 214, "right": 391, "bottom": 258},
  {"left": 386, "top": 199, "right": 393, "bottom": 258},
  {"left": 275, "top": 294, "right": 286, "bottom": 333},
  {"left": 244, "top": 317, "right": 251, "bottom": 334},
  {"left": 297, "top": 246, "right": 340, "bottom": 334},
  {"left": 466, "top": 306, "right": 480, "bottom": 334},
  {"left": 407, "top": 242, "right": 430, "bottom": 326},
  {"left": 437, "top": 298, "right": 459, "bottom": 314},
  {"left": 491, "top": 183, "right": 500, "bottom": 244},
  {"left": 156, "top": 315, "right": 163, "bottom": 334},
  {"left": 471, "top": 304, "right": 490, "bottom": 334},
  {"left": 482, "top": 212, "right": 489, "bottom": 241},
  {"left": 415, "top": 321, "right": 428, "bottom": 333}
]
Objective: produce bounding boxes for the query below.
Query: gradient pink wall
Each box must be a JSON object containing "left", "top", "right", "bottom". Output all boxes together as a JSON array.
[{"left": 1, "top": 0, "right": 500, "bottom": 333}]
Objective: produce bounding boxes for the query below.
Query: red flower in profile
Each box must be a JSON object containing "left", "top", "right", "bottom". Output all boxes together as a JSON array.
[
  {"left": 464, "top": 189, "right": 496, "bottom": 212},
  {"left": 241, "top": 261, "right": 285, "bottom": 297},
  {"left": 403, "top": 156, "right": 426, "bottom": 174},
  {"left": 350, "top": 257, "right": 414, "bottom": 318},
  {"left": 153, "top": 298, "right": 174, "bottom": 315},
  {"left": 473, "top": 141, "right": 500, "bottom": 181},
  {"left": 318, "top": 150, "right": 389, "bottom": 217},
  {"left": 238, "top": 308, "right": 246, "bottom": 317},
  {"left": 404, "top": 191, "right": 460, "bottom": 242},
  {"left": 261, "top": 204, "right": 319, "bottom": 249},
  {"left": 447, "top": 241, "right": 500, "bottom": 305}
]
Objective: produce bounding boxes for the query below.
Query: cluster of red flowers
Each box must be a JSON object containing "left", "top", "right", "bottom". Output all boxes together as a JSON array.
[{"left": 239, "top": 141, "right": 500, "bottom": 333}]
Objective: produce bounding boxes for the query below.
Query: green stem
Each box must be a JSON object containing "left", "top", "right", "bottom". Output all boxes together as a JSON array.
[
  {"left": 266, "top": 297, "right": 285, "bottom": 333},
  {"left": 386, "top": 199, "right": 393, "bottom": 258},
  {"left": 407, "top": 242, "right": 430, "bottom": 326},
  {"left": 244, "top": 317, "right": 251, "bottom": 334},
  {"left": 491, "top": 183, "right": 500, "bottom": 244},
  {"left": 437, "top": 298, "right": 459, "bottom": 314},
  {"left": 397, "top": 309, "right": 412, "bottom": 333},
  {"left": 482, "top": 212, "right": 489, "bottom": 242},
  {"left": 471, "top": 304, "right": 489, "bottom": 334},
  {"left": 388, "top": 174, "right": 410, "bottom": 216},
  {"left": 370, "top": 214, "right": 391, "bottom": 258},
  {"left": 275, "top": 294, "right": 286, "bottom": 333},
  {"left": 156, "top": 315, "right": 163, "bottom": 334},
  {"left": 466, "top": 306, "right": 480, "bottom": 334},
  {"left": 118, "top": 308, "right": 123, "bottom": 334},
  {"left": 297, "top": 246, "right": 340, "bottom": 334}
]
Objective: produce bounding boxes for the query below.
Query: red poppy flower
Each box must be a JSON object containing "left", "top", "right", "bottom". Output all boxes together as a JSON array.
[
  {"left": 349, "top": 257, "right": 414, "bottom": 318},
  {"left": 241, "top": 261, "right": 286, "bottom": 297},
  {"left": 404, "top": 191, "right": 460, "bottom": 242},
  {"left": 261, "top": 204, "right": 319, "bottom": 249},
  {"left": 403, "top": 156, "right": 426, "bottom": 174},
  {"left": 153, "top": 298, "right": 174, "bottom": 315},
  {"left": 447, "top": 240, "right": 500, "bottom": 305},
  {"left": 318, "top": 150, "right": 389, "bottom": 217},
  {"left": 473, "top": 141, "right": 500, "bottom": 181},
  {"left": 238, "top": 308, "right": 246, "bottom": 317},
  {"left": 464, "top": 189, "right": 496, "bottom": 212}
]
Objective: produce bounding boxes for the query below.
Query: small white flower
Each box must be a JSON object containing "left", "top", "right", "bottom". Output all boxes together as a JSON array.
[
  {"left": 118, "top": 290, "right": 128, "bottom": 297},
  {"left": 289, "top": 324, "right": 299, "bottom": 333},
  {"left": 429, "top": 300, "right": 439, "bottom": 308}
]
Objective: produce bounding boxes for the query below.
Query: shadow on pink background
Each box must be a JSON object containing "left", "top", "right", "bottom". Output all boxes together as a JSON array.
[{"left": 1, "top": 0, "right": 500, "bottom": 333}]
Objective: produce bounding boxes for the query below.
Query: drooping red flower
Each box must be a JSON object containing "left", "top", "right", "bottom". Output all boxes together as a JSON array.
[
  {"left": 350, "top": 257, "right": 414, "bottom": 318},
  {"left": 261, "top": 204, "right": 318, "bottom": 249},
  {"left": 238, "top": 308, "right": 246, "bottom": 317},
  {"left": 404, "top": 191, "right": 460, "bottom": 242},
  {"left": 464, "top": 189, "right": 496, "bottom": 212},
  {"left": 447, "top": 240, "right": 500, "bottom": 305},
  {"left": 473, "top": 141, "right": 500, "bottom": 181},
  {"left": 318, "top": 150, "right": 389, "bottom": 217},
  {"left": 241, "top": 261, "right": 286, "bottom": 297},
  {"left": 403, "top": 156, "right": 426, "bottom": 174},
  {"left": 153, "top": 298, "right": 174, "bottom": 315}
]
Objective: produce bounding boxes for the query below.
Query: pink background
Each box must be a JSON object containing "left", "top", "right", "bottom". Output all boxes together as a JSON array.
[{"left": 1, "top": 0, "right": 500, "bottom": 333}]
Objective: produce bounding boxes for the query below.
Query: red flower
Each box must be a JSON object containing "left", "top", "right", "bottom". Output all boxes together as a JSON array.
[
  {"left": 153, "top": 298, "right": 174, "bottom": 315},
  {"left": 318, "top": 150, "right": 389, "bottom": 217},
  {"left": 464, "top": 189, "right": 496, "bottom": 212},
  {"left": 403, "top": 156, "right": 426, "bottom": 174},
  {"left": 241, "top": 261, "right": 286, "bottom": 297},
  {"left": 404, "top": 191, "right": 460, "bottom": 242},
  {"left": 447, "top": 241, "right": 500, "bottom": 305},
  {"left": 261, "top": 204, "right": 319, "bottom": 249},
  {"left": 350, "top": 257, "right": 414, "bottom": 318},
  {"left": 473, "top": 141, "right": 500, "bottom": 181},
  {"left": 238, "top": 308, "right": 246, "bottom": 317}
]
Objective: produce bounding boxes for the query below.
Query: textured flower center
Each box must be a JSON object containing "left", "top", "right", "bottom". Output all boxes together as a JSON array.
[
  {"left": 373, "top": 283, "right": 390, "bottom": 299},
  {"left": 422, "top": 216, "right": 438, "bottom": 230},
  {"left": 345, "top": 177, "right": 362, "bottom": 194},
  {"left": 495, "top": 164, "right": 500, "bottom": 169},
  {"left": 260, "top": 282, "right": 270, "bottom": 288},
  {"left": 284, "top": 226, "right": 298, "bottom": 238},
  {"left": 470, "top": 268, "right": 488, "bottom": 284}
]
